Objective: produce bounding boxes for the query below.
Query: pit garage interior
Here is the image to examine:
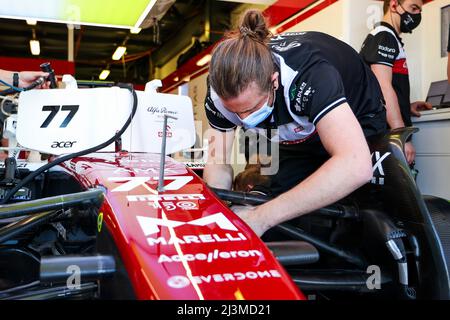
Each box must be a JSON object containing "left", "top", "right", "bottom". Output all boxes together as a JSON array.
[{"left": 0, "top": 0, "right": 450, "bottom": 301}]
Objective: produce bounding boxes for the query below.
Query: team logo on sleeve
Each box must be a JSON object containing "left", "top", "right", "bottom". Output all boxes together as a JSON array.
[
  {"left": 292, "top": 82, "right": 315, "bottom": 114},
  {"left": 377, "top": 44, "right": 396, "bottom": 60},
  {"left": 271, "top": 41, "right": 301, "bottom": 52}
]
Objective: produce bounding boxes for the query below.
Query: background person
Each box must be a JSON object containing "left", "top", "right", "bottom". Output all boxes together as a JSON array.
[{"left": 360, "top": 0, "right": 432, "bottom": 165}]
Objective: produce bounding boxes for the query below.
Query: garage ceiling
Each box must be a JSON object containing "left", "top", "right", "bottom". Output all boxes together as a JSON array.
[{"left": 0, "top": 0, "right": 240, "bottom": 84}]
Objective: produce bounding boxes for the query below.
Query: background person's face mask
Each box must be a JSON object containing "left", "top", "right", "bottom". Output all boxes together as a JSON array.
[
  {"left": 238, "top": 91, "right": 275, "bottom": 128},
  {"left": 396, "top": 3, "right": 421, "bottom": 33}
]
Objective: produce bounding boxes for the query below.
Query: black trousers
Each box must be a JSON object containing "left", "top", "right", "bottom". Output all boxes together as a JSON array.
[
  {"left": 266, "top": 139, "right": 330, "bottom": 196},
  {"left": 265, "top": 106, "right": 387, "bottom": 196},
  {"left": 265, "top": 133, "right": 387, "bottom": 196}
]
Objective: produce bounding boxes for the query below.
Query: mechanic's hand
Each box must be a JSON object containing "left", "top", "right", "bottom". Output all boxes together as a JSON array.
[
  {"left": 404, "top": 141, "right": 416, "bottom": 165},
  {"left": 231, "top": 205, "right": 266, "bottom": 237},
  {"left": 18, "top": 71, "right": 50, "bottom": 89},
  {"left": 410, "top": 101, "right": 432, "bottom": 117}
]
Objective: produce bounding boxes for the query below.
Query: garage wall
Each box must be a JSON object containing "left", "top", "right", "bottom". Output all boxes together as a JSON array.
[
  {"left": 404, "top": 0, "right": 448, "bottom": 101},
  {"left": 283, "top": 1, "right": 345, "bottom": 39},
  {"left": 279, "top": 0, "right": 380, "bottom": 48},
  {"left": 282, "top": 0, "right": 448, "bottom": 102},
  {"left": 342, "top": 0, "right": 383, "bottom": 50},
  {"left": 188, "top": 72, "right": 209, "bottom": 135}
]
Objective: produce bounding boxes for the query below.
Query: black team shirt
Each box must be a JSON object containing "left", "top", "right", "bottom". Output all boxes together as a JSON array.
[{"left": 360, "top": 22, "right": 412, "bottom": 127}]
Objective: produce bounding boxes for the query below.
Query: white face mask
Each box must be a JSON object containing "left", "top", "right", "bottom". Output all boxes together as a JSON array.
[{"left": 238, "top": 87, "right": 275, "bottom": 129}]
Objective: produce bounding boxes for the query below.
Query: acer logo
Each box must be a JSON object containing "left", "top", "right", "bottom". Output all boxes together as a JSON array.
[
  {"left": 51, "top": 141, "right": 77, "bottom": 148},
  {"left": 137, "top": 212, "right": 238, "bottom": 236}
]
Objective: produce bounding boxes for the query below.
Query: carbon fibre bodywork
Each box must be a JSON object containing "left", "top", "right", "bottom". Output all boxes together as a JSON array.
[{"left": 366, "top": 128, "right": 450, "bottom": 298}]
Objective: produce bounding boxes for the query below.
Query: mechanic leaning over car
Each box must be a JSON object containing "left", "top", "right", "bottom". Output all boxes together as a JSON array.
[
  {"left": 203, "top": 10, "right": 387, "bottom": 236},
  {"left": 360, "top": 0, "right": 432, "bottom": 165}
]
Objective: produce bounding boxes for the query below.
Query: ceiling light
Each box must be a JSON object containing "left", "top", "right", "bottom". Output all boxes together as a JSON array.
[
  {"left": 196, "top": 54, "right": 211, "bottom": 67},
  {"left": 174, "top": 76, "right": 179, "bottom": 82},
  {"left": 112, "top": 46, "right": 126, "bottom": 60},
  {"left": 99, "top": 69, "right": 111, "bottom": 80},
  {"left": 0, "top": 0, "right": 160, "bottom": 29},
  {"left": 26, "top": 19, "right": 37, "bottom": 25},
  {"left": 130, "top": 27, "right": 141, "bottom": 34},
  {"left": 29, "top": 39, "right": 40, "bottom": 55}
]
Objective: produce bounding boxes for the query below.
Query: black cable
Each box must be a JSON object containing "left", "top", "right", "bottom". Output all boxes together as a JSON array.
[
  {"left": 0, "top": 189, "right": 104, "bottom": 219},
  {"left": 0, "top": 84, "right": 138, "bottom": 204},
  {"left": 0, "top": 210, "right": 60, "bottom": 244},
  {"left": 210, "top": 187, "right": 272, "bottom": 206},
  {"left": 0, "top": 77, "right": 45, "bottom": 96},
  {"left": 22, "top": 77, "right": 46, "bottom": 90},
  {"left": 0, "top": 280, "right": 40, "bottom": 295},
  {"left": 275, "top": 224, "right": 367, "bottom": 269},
  {"left": 211, "top": 188, "right": 359, "bottom": 219}
]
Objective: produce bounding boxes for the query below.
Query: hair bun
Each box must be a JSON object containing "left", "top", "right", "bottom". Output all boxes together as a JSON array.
[
  {"left": 239, "top": 26, "right": 257, "bottom": 39},
  {"left": 239, "top": 10, "right": 271, "bottom": 43},
  {"left": 210, "top": 9, "right": 275, "bottom": 99}
]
